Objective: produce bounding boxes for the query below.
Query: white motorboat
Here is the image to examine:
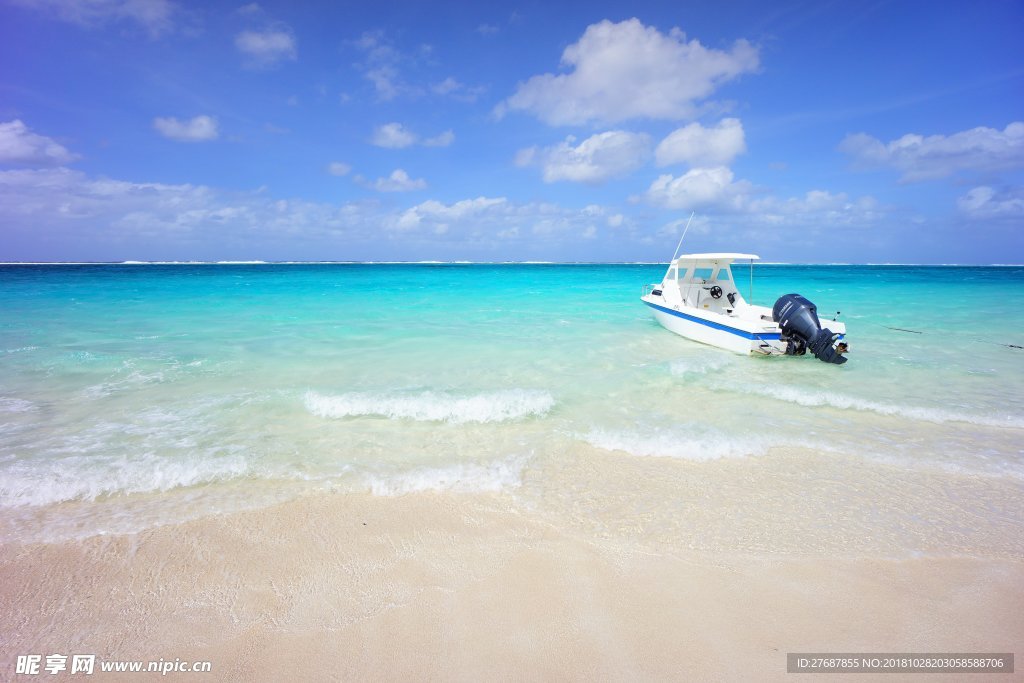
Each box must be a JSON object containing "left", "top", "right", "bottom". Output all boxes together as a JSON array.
[{"left": 641, "top": 252, "right": 849, "bottom": 364}]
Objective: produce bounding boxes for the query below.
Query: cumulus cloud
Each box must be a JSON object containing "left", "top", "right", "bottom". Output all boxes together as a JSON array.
[
  {"left": 656, "top": 118, "right": 746, "bottom": 167},
  {"left": 363, "top": 169, "right": 427, "bottom": 192},
  {"left": 394, "top": 197, "right": 618, "bottom": 244},
  {"left": 11, "top": 0, "right": 177, "bottom": 36},
  {"left": 0, "top": 164, "right": 885, "bottom": 263},
  {"left": 396, "top": 197, "right": 508, "bottom": 231},
  {"left": 516, "top": 130, "right": 651, "bottom": 184},
  {"left": 0, "top": 120, "right": 79, "bottom": 166},
  {"left": 498, "top": 18, "right": 759, "bottom": 125},
  {"left": 371, "top": 123, "right": 454, "bottom": 149},
  {"left": 0, "top": 166, "right": 631, "bottom": 262},
  {"left": 153, "top": 115, "right": 219, "bottom": 142},
  {"left": 326, "top": 162, "right": 351, "bottom": 176},
  {"left": 641, "top": 165, "right": 881, "bottom": 230},
  {"left": 745, "top": 190, "right": 881, "bottom": 228},
  {"left": 235, "top": 27, "right": 297, "bottom": 67},
  {"left": 371, "top": 123, "right": 416, "bottom": 149},
  {"left": 642, "top": 167, "right": 751, "bottom": 210},
  {"left": 0, "top": 167, "right": 386, "bottom": 257},
  {"left": 957, "top": 186, "right": 1024, "bottom": 220},
  {"left": 840, "top": 122, "right": 1024, "bottom": 182}
]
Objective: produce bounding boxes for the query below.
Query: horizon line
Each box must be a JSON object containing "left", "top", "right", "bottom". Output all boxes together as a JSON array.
[
  {"left": 1, "top": 260, "right": 1022, "bottom": 267},
  {"left": 0, "top": 259, "right": 1019, "bottom": 266}
]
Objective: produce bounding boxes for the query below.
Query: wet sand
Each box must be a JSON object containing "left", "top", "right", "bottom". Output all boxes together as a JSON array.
[{"left": 2, "top": 490, "right": 1021, "bottom": 681}]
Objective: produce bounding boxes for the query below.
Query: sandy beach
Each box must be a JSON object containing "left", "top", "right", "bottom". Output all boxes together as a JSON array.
[
  {"left": 2, "top": 483, "right": 1021, "bottom": 682},
  {"left": 2, "top": 265, "right": 1022, "bottom": 680}
]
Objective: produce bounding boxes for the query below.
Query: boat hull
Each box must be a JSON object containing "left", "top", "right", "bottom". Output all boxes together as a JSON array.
[{"left": 643, "top": 299, "right": 784, "bottom": 356}]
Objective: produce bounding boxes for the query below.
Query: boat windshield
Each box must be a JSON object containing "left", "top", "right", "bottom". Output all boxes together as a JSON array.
[{"left": 670, "top": 263, "right": 732, "bottom": 283}]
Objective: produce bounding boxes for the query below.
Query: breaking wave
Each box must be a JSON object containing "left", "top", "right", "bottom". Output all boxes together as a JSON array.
[
  {"left": 0, "top": 450, "right": 253, "bottom": 507},
  {"left": 362, "top": 455, "right": 528, "bottom": 496},
  {"left": 0, "top": 397, "right": 37, "bottom": 413},
  {"left": 721, "top": 382, "right": 1024, "bottom": 429},
  {"left": 582, "top": 427, "right": 777, "bottom": 461},
  {"left": 304, "top": 389, "right": 555, "bottom": 424}
]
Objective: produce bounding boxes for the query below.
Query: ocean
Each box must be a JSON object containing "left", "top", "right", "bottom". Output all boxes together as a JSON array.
[{"left": 2, "top": 263, "right": 1022, "bottom": 554}]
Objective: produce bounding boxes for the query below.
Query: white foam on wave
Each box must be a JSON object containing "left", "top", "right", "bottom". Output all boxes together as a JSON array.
[
  {"left": 582, "top": 427, "right": 774, "bottom": 461},
  {"left": 0, "top": 397, "right": 36, "bottom": 413},
  {"left": 4, "top": 346, "right": 39, "bottom": 354},
  {"left": 304, "top": 389, "right": 555, "bottom": 424},
  {"left": 0, "top": 449, "right": 253, "bottom": 507},
  {"left": 723, "top": 382, "right": 1024, "bottom": 429},
  {"left": 82, "top": 368, "right": 169, "bottom": 398},
  {"left": 363, "top": 455, "right": 528, "bottom": 496}
]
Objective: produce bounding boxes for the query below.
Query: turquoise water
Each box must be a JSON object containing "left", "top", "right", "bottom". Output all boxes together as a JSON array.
[{"left": 1, "top": 264, "right": 1023, "bottom": 545}]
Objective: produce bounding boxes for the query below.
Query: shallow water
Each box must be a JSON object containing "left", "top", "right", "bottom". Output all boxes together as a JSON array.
[{"left": 1, "top": 263, "right": 1022, "bottom": 548}]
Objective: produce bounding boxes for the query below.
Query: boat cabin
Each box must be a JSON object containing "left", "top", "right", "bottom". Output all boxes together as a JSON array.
[{"left": 657, "top": 253, "right": 758, "bottom": 313}]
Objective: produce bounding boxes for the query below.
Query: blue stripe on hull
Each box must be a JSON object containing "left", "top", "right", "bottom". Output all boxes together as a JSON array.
[{"left": 643, "top": 300, "right": 782, "bottom": 341}]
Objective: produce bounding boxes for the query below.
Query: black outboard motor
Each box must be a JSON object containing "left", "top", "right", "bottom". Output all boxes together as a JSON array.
[{"left": 772, "top": 293, "right": 848, "bottom": 364}]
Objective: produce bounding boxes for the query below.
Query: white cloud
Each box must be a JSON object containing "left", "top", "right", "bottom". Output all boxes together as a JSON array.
[
  {"left": 641, "top": 166, "right": 881, "bottom": 230},
  {"left": 365, "top": 65, "right": 400, "bottom": 100},
  {"left": 351, "top": 32, "right": 482, "bottom": 103},
  {"left": 0, "top": 120, "right": 79, "bottom": 166},
  {"left": 365, "top": 169, "right": 427, "bottom": 192},
  {"left": 326, "top": 162, "right": 351, "bottom": 176},
  {"left": 11, "top": 0, "right": 177, "bottom": 36},
  {"left": 397, "top": 197, "right": 508, "bottom": 231},
  {"left": 153, "top": 115, "right": 218, "bottom": 142},
  {"left": 371, "top": 123, "right": 454, "bottom": 149},
  {"left": 393, "top": 197, "right": 617, "bottom": 245},
  {"left": 656, "top": 118, "right": 746, "bottom": 167},
  {"left": 957, "top": 186, "right": 1024, "bottom": 220},
  {"left": 235, "top": 28, "right": 297, "bottom": 67},
  {"left": 0, "top": 167, "right": 633, "bottom": 262},
  {"left": 353, "top": 31, "right": 407, "bottom": 100},
  {"left": 371, "top": 122, "right": 417, "bottom": 149},
  {"left": 0, "top": 167, "right": 387, "bottom": 253},
  {"left": 745, "top": 190, "right": 881, "bottom": 228},
  {"left": 840, "top": 122, "right": 1024, "bottom": 182},
  {"left": 517, "top": 130, "right": 651, "bottom": 184},
  {"left": 431, "top": 77, "right": 486, "bottom": 102},
  {"left": 643, "top": 167, "right": 750, "bottom": 210},
  {"left": 658, "top": 215, "right": 711, "bottom": 238},
  {"left": 432, "top": 77, "right": 461, "bottom": 95},
  {"left": 498, "top": 18, "right": 759, "bottom": 125},
  {"left": 423, "top": 130, "right": 455, "bottom": 147}
]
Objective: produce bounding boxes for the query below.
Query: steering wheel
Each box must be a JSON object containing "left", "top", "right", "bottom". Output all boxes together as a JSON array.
[{"left": 709, "top": 285, "right": 723, "bottom": 299}]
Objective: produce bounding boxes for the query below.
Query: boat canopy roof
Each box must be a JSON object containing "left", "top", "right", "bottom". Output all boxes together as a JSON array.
[{"left": 673, "top": 252, "right": 759, "bottom": 263}]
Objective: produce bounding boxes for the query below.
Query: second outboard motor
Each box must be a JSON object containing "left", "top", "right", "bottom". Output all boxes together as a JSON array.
[{"left": 772, "top": 293, "right": 848, "bottom": 364}]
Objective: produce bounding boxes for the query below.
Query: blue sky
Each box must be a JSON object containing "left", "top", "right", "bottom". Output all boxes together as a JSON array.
[{"left": 1, "top": 0, "right": 1022, "bottom": 263}]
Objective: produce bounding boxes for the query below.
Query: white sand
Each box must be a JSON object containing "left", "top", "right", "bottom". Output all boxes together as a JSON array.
[{"left": 2, "top": 490, "right": 1020, "bottom": 681}]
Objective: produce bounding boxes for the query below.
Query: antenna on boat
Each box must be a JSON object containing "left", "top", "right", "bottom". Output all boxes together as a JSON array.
[
  {"left": 749, "top": 259, "right": 754, "bottom": 303},
  {"left": 671, "top": 211, "right": 695, "bottom": 262}
]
